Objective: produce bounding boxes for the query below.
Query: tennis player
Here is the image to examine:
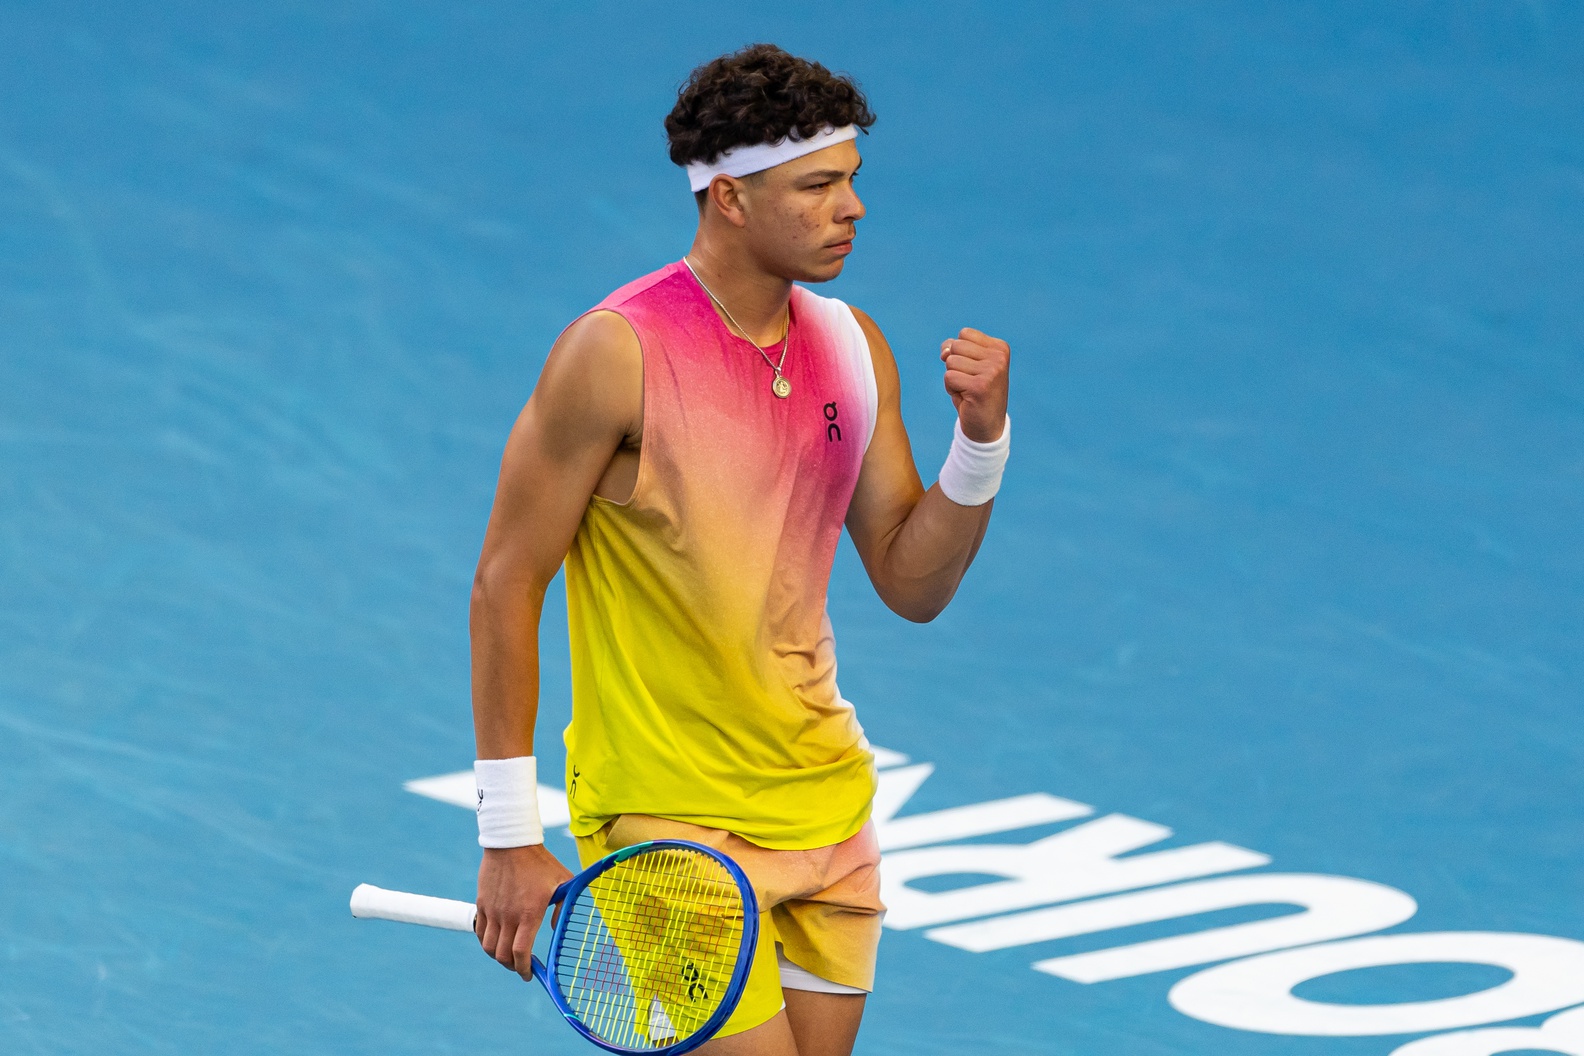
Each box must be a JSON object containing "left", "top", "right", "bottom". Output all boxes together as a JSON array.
[{"left": 469, "top": 44, "right": 1010, "bottom": 1056}]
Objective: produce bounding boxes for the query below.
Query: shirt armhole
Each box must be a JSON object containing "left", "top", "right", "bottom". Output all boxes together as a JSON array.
[{"left": 837, "top": 302, "right": 880, "bottom": 452}]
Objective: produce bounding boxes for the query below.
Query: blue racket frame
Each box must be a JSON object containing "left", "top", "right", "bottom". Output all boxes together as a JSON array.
[{"left": 529, "top": 839, "right": 761, "bottom": 1055}]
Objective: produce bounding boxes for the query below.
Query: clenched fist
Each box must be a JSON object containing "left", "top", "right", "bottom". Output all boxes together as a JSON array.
[{"left": 940, "top": 328, "right": 1010, "bottom": 443}]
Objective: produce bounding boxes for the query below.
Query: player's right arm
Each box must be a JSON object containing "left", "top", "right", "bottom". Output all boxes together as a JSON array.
[{"left": 469, "top": 309, "right": 642, "bottom": 980}]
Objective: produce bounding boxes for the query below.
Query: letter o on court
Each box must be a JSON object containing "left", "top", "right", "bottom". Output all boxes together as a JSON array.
[
  {"left": 1389, "top": 1004, "right": 1584, "bottom": 1056},
  {"left": 1168, "top": 932, "right": 1584, "bottom": 1037}
]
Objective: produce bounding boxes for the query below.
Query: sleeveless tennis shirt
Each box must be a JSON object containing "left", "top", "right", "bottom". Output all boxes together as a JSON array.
[{"left": 562, "top": 260, "right": 880, "bottom": 850}]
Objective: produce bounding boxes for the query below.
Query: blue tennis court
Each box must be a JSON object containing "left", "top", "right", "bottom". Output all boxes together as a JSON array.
[{"left": 3, "top": 3, "right": 1582, "bottom": 1054}]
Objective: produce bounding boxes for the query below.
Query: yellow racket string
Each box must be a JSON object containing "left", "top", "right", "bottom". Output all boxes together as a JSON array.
[{"left": 553, "top": 848, "right": 748, "bottom": 1049}]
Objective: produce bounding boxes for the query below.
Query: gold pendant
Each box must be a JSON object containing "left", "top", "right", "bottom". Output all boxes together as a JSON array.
[{"left": 772, "top": 375, "right": 792, "bottom": 399}]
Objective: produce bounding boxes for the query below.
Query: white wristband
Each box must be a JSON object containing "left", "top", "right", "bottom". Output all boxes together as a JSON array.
[
  {"left": 474, "top": 757, "right": 544, "bottom": 848},
  {"left": 937, "top": 415, "right": 1010, "bottom": 506}
]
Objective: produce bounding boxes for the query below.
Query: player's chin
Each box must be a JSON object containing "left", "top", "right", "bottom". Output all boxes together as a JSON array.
[{"left": 799, "top": 255, "right": 850, "bottom": 284}]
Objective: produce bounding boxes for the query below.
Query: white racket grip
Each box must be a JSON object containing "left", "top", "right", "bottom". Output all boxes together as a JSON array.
[{"left": 350, "top": 884, "right": 476, "bottom": 933}]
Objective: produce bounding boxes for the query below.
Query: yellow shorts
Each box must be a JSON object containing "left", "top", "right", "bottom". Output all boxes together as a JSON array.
[{"left": 575, "top": 815, "right": 885, "bottom": 1039}]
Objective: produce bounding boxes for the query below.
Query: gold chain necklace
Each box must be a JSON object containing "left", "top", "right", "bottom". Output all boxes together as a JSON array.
[{"left": 682, "top": 257, "right": 793, "bottom": 398}]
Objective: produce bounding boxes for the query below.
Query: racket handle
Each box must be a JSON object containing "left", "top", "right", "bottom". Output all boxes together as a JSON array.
[{"left": 350, "top": 883, "right": 476, "bottom": 932}]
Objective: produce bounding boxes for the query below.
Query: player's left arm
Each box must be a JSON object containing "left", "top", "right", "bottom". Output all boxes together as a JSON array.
[{"left": 844, "top": 306, "right": 1009, "bottom": 622}]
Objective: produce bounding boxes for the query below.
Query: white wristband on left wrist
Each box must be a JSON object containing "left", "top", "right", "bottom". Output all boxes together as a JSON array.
[
  {"left": 937, "top": 414, "right": 1011, "bottom": 506},
  {"left": 474, "top": 756, "right": 544, "bottom": 848}
]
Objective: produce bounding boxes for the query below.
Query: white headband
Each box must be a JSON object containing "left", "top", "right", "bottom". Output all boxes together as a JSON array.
[{"left": 685, "top": 125, "right": 859, "bottom": 192}]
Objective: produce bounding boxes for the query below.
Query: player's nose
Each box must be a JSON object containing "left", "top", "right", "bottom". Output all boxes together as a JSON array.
[{"left": 838, "top": 182, "right": 866, "bottom": 223}]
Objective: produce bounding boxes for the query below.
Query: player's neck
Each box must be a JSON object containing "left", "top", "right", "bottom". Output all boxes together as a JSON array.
[{"left": 683, "top": 236, "right": 793, "bottom": 346}]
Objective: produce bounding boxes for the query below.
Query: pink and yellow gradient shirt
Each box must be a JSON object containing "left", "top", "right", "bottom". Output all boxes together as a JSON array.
[{"left": 563, "top": 261, "right": 880, "bottom": 850}]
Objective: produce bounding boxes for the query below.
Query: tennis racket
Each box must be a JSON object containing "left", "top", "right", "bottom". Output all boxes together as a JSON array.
[{"left": 350, "top": 839, "right": 759, "bottom": 1055}]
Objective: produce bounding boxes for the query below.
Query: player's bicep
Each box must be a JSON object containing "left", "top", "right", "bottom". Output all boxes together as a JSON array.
[
  {"left": 845, "top": 307, "right": 925, "bottom": 567},
  {"left": 478, "top": 312, "right": 640, "bottom": 586}
]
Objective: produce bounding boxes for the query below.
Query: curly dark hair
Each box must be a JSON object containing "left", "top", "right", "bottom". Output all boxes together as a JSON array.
[{"left": 665, "top": 44, "right": 875, "bottom": 168}]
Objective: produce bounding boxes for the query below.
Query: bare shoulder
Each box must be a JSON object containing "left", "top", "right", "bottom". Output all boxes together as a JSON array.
[
  {"left": 539, "top": 310, "right": 641, "bottom": 396},
  {"left": 846, "top": 304, "right": 901, "bottom": 400},
  {"left": 846, "top": 304, "right": 885, "bottom": 345},
  {"left": 551, "top": 309, "right": 641, "bottom": 370},
  {"left": 529, "top": 309, "right": 643, "bottom": 447}
]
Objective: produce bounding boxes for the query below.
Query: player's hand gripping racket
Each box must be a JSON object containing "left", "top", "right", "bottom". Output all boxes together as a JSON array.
[{"left": 350, "top": 840, "right": 759, "bottom": 1055}]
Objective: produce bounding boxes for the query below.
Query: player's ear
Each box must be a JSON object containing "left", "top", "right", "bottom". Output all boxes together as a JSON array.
[{"left": 707, "top": 176, "right": 751, "bottom": 228}]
